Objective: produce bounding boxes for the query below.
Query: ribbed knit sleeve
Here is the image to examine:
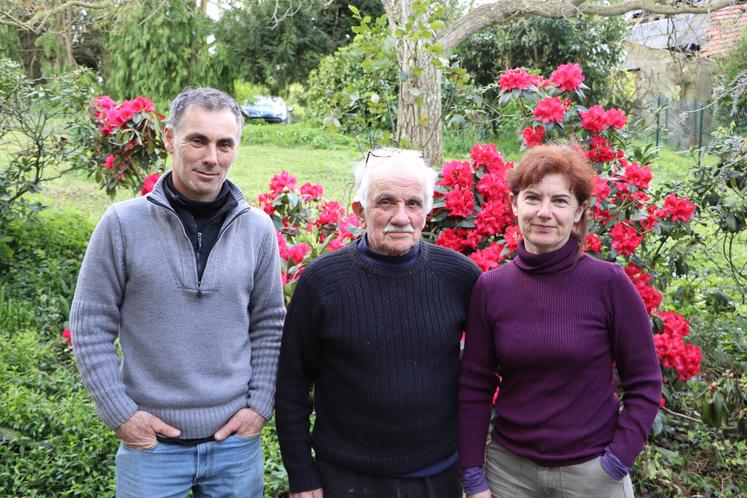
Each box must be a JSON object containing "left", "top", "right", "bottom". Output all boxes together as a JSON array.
[
  {"left": 457, "top": 272, "right": 500, "bottom": 468},
  {"left": 275, "top": 271, "right": 324, "bottom": 493},
  {"left": 70, "top": 206, "right": 138, "bottom": 429},
  {"left": 246, "top": 219, "right": 286, "bottom": 420},
  {"left": 604, "top": 264, "right": 662, "bottom": 467}
]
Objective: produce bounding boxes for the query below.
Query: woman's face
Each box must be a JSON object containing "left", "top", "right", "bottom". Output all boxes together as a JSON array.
[{"left": 510, "top": 173, "right": 585, "bottom": 254}]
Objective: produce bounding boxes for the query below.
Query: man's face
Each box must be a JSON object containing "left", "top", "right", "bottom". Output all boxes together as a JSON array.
[
  {"left": 164, "top": 106, "right": 239, "bottom": 202},
  {"left": 353, "top": 164, "right": 427, "bottom": 256}
]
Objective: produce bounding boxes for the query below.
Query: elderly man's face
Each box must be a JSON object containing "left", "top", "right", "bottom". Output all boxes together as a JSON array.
[{"left": 353, "top": 164, "right": 427, "bottom": 256}]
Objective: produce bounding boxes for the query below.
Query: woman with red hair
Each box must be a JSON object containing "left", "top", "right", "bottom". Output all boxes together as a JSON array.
[{"left": 458, "top": 145, "right": 662, "bottom": 497}]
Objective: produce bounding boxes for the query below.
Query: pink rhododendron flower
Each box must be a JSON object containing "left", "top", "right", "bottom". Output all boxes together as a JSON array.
[
  {"left": 579, "top": 105, "right": 608, "bottom": 133},
  {"left": 61, "top": 328, "right": 72, "bottom": 348},
  {"left": 317, "top": 201, "right": 344, "bottom": 226},
  {"left": 470, "top": 143, "right": 507, "bottom": 172},
  {"left": 299, "top": 182, "right": 324, "bottom": 201},
  {"left": 592, "top": 176, "right": 611, "bottom": 201},
  {"left": 586, "top": 135, "right": 615, "bottom": 163},
  {"left": 468, "top": 243, "right": 505, "bottom": 271},
  {"left": 498, "top": 68, "right": 543, "bottom": 91},
  {"left": 605, "top": 108, "right": 627, "bottom": 129},
  {"left": 439, "top": 161, "right": 474, "bottom": 189},
  {"left": 257, "top": 192, "right": 276, "bottom": 216},
  {"left": 521, "top": 126, "right": 545, "bottom": 147},
  {"left": 139, "top": 172, "right": 160, "bottom": 196},
  {"left": 504, "top": 224, "right": 522, "bottom": 253},
  {"left": 550, "top": 63, "right": 585, "bottom": 92},
  {"left": 269, "top": 170, "right": 298, "bottom": 194},
  {"left": 533, "top": 97, "right": 565, "bottom": 123},
  {"left": 610, "top": 222, "right": 642, "bottom": 257},
  {"left": 476, "top": 172, "right": 509, "bottom": 202},
  {"left": 623, "top": 162, "right": 653, "bottom": 190},
  {"left": 583, "top": 233, "right": 602, "bottom": 252},
  {"left": 435, "top": 228, "right": 472, "bottom": 253},
  {"left": 659, "top": 194, "right": 697, "bottom": 223},
  {"left": 444, "top": 189, "right": 475, "bottom": 218},
  {"left": 286, "top": 243, "right": 311, "bottom": 264},
  {"left": 104, "top": 155, "right": 116, "bottom": 169}
]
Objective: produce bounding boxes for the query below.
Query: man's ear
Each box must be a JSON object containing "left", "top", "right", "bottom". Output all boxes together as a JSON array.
[
  {"left": 164, "top": 126, "right": 175, "bottom": 154},
  {"left": 352, "top": 201, "right": 366, "bottom": 228}
]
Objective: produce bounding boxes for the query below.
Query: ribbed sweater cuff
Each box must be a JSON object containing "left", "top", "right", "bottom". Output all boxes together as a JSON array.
[
  {"left": 288, "top": 465, "right": 322, "bottom": 494},
  {"left": 599, "top": 447, "right": 631, "bottom": 481},
  {"left": 247, "top": 392, "right": 274, "bottom": 421},
  {"left": 461, "top": 466, "right": 489, "bottom": 495}
]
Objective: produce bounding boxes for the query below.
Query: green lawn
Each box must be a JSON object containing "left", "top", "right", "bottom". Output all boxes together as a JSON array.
[{"left": 36, "top": 144, "right": 363, "bottom": 221}]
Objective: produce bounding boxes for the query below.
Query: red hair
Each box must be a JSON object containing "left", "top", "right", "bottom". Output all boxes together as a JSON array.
[{"left": 507, "top": 145, "right": 595, "bottom": 242}]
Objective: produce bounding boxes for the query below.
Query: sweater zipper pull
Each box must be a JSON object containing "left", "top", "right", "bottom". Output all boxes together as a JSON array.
[
  {"left": 197, "top": 232, "right": 203, "bottom": 254},
  {"left": 197, "top": 232, "right": 203, "bottom": 298}
]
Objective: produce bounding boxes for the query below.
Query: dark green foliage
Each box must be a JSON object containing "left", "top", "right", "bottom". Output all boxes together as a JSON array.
[
  {"left": 105, "top": 0, "right": 233, "bottom": 104},
  {"left": 217, "top": 0, "right": 384, "bottom": 95}
]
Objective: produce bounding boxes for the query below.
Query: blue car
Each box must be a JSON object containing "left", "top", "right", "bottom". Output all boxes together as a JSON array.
[{"left": 241, "top": 96, "right": 292, "bottom": 124}]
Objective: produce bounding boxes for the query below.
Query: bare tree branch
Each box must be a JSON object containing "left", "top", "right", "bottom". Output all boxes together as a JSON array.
[
  {"left": 0, "top": 1, "right": 113, "bottom": 34},
  {"left": 440, "top": 0, "right": 746, "bottom": 52}
]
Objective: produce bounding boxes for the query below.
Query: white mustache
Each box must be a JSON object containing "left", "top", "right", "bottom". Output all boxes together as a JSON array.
[{"left": 383, "top": 224, "right": 415, "bottom": 234}]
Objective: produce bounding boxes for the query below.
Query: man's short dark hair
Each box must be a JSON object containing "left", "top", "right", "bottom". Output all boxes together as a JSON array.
[{"left": 167, "top": 87, "right": 244, "bottom": 139}]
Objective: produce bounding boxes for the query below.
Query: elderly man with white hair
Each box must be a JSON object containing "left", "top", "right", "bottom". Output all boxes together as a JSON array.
[{"left": 275, "top": 148, "right": 481, "bottom": 498}]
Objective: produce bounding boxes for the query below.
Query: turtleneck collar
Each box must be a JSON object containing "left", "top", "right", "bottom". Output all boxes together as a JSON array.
[
  {"left": 512, "top": 236, "right": 582, "bottom": 274},
  {"left": 163, "top": 171, "right": 232, "bottom": 215},
  {"left": 357, "top": 235, "right": 420, "bottom": 269}
]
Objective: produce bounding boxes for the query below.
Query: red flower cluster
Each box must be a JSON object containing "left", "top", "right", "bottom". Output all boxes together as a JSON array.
[
  {"left": 583, "top": 233, "right": 602, "bottom": 252},
  {"left": 90, "top": 96, "right": 158, "bottom": 136},
  {"left": 549, "top": 63, "right": 585, "bottom": 92},
  {"left": 61, "top": 328, "right": 72, "bottom": 348},
  {"left": 579, "top": 105, "right": 628, "bottom": 133},
  {"left": 498, "top": 68, "right": 544, "bottom": 91},
  {"left": 533, "top": 97, "right": 565, "bottom": 123},
  {"left": 444, "top": 189, "right": 475, "bottom": 217},
  {"left": 270, "top": 170, "right": 298, "bottom": 194},
  {"left": 586, "top": 135, "right": 615, "bottom": 163},
  {"left": 624, "top": 263, "right": 662, "bottom": 313},
  {"left": 140, "top": 172, "right": 161, "bottom": 196},
  {"left": 654, "top": 311, "right": 701, "bottom": 381},
  {"left": 439, "top": 161, "right": 474, "bottom": 189},
  {"left": 610, "top": 222, "right": 642, "bottom": 257},
  {"left": 659, "top": 194, "right": 697, "bottom": 223},
  {"left": 622, "top": 161, "right": 653, "bottom": 190},
  {"left": 86, "top": 95, "right": 167, "bottom": 196},
  {"left": 469, "top": 243, "right": 505, "bottom": 271},
  {"left": 300, "top": 182, "right": 324, "bottom": 201},
  {"left": 521, "top": 126, "right": 545, "bottom": 147}
]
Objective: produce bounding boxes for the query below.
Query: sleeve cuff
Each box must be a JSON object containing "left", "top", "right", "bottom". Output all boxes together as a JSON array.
[
  {"left": 599, "top": 447, "right": 631, "bottom": 481},
  {"left": 461, "top": 466, "right": 490, "bottom": 495}
]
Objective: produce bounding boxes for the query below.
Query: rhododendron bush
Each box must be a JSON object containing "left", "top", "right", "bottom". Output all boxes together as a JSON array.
[
  {"left": 256, "top": 171, "right": 361, "bottom": 301},
  {"left": 424, "top": 64, "right": 701, "bottom": 383},
  {"left": 77, "top": 95, "right": 167, "bottom": 197}
]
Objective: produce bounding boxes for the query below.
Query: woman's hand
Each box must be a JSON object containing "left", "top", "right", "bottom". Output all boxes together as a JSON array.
[{"left": 468, "top": 491, "right": 491, "bottom": 498}]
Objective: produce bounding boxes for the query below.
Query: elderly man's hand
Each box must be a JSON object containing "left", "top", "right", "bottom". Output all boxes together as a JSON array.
[
  {"left": 116, "top": 410, "right": 181, "bottom": 449},
  {"left": 214, "top": 407, "right": 266, "bottom": 441},
  {"left": 290, "top": 489, "right": 323, "bottom": 498}
]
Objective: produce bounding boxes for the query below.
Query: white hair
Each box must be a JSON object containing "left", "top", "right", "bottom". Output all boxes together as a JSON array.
[{"left": 353, "top": 149, "right": 437, "bottom": 213}]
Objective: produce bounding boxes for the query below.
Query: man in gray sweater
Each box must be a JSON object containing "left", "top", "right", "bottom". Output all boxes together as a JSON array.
[{"left": 70, "top": 87, "right": 285, "bottom": 497}]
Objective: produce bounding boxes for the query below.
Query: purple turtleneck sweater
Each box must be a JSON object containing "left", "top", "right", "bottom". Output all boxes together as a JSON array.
[{"left": 458, "top": 238, "right": 661, "bottom": 486}]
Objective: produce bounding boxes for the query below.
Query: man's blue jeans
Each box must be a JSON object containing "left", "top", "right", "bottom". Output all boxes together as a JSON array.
[{"left": 115, "top": 434, "right": 263, "bottom": 498}]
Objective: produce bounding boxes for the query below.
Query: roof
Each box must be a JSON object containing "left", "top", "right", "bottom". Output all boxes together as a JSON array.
[
  {"left": 700, "top": 5, "right": 747, "bottom": 57},
  {"left": 627, "top": 13, "right": 709, "bottom": 50}
]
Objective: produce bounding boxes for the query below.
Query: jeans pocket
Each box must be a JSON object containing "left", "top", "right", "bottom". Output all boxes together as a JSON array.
[
  {"left": 596, "top": 457, "right": 623, "bottom": 484},
  {"left": 233, "top": 432, "right": 261, "bottom": 442},
  {"left": 121, "top": 440, "right": 159, "bottom": 452}
]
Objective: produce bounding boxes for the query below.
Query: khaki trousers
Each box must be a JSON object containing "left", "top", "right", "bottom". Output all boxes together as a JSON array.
[{"left": 485, "top": 441, "right": 635, "bottom": 498}]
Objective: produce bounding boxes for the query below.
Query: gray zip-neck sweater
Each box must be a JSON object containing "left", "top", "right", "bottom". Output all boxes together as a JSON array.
[{"left": 70, "top": 174, "right": 285, "bottom": 439}]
